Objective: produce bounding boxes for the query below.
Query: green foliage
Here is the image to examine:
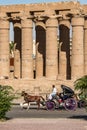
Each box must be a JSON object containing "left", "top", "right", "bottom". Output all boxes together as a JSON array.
[
  {"left": 0, "top": 85, "right": 15, "bottom": 119},
  {"left": 9, "top": 41, "right": 15, "bottom": 53},
  {"left": 74, "top": 75, "right": 87, "bottom": 109}
]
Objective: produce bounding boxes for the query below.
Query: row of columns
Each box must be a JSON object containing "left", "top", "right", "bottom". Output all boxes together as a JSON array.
[{"left": 0, "top": 13, "right": 86, "bottom": 80}]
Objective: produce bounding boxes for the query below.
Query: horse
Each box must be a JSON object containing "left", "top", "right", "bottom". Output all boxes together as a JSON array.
[{"left": 21, "top": 91, "right": 45, "bottom": 109}]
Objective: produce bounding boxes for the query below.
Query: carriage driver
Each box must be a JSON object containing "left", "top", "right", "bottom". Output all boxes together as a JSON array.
[{"left": 48, "top": 85, "right": 58, "bottom": 100}]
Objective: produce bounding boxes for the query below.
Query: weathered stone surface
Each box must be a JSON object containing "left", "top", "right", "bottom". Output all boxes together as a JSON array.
[{"left": 0, "top": 1, "right": 87, "bottom": 98}]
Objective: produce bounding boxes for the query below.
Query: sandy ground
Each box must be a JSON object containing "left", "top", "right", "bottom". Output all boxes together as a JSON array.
[{"left": 0, "top": 118, "right": 87, "bottom": 130}]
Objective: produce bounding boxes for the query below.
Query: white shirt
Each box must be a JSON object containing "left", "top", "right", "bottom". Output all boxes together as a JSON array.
[{"left": 52, "top": 87, "right": 57, "bottom": 94}]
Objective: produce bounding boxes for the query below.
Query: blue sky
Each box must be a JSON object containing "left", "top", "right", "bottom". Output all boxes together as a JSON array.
[{"left": 0, "top": 0, "right": 87, "bottom": 5}]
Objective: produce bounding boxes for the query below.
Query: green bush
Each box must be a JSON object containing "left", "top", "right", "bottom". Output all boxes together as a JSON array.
[
  {"left": 74, "top": 75, "right": 87, "bottom": 109},
  {"left": 0, "top": 85, "right": 15, "bottom": 119}
]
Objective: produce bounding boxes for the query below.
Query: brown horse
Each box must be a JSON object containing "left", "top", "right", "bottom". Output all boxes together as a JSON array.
[{"left": 21, "top": 91, "right": 45, "bottom": 109}]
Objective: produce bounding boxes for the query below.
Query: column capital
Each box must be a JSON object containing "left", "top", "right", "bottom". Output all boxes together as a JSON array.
[
  {"left": 71, "top": 16, "right": 84, "bottom": 26},
  {"left": 67, "top": 6, "right": 85, "bottom": 17},
  {"left": 21, "top": 16, "right": 33, "bottom": 28},
  {"left": 46, "top": 17, "right": 58, "bottom": 27},
  {"left": 42, "top": 9, "right": 62, "bottom": 19}
]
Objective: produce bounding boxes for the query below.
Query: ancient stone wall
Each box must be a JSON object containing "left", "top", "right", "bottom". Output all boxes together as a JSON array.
[{"left": 0, "top": 1, "right": 87, "bottom": 97}]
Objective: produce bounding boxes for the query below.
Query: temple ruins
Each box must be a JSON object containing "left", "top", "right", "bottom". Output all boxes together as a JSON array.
[{"left": 0, "top": 1, "right": 87, "bottom": 96}]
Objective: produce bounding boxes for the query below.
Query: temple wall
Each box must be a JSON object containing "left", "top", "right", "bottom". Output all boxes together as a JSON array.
[{"left": 0, "top": 1, "right": 87, "bottom": 98}]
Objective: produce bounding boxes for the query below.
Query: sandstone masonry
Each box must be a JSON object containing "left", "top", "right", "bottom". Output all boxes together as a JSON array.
[{"left": 0, "top": 1, "right": 87, "bottom": 98}]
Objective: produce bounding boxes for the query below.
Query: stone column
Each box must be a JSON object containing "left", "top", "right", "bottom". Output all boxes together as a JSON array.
[
  {"left": 46, "top": 17, "right": 58, "bottom": 79},
  {"left": 14, "top": 50, "right": 20, "bottom": 78},
  {"left": 21, "top": 16, "right": 33, "bottom": 79},
  {"left": 59, "top": 19, "right": 71, "bottom": 79},
  {"left": 0, "top": 16, "right": 10, "bottom": 78},
  {"left": 71, "top": 16, "right": 84, "bottom": 79},
  {"left": 84, "top": 18, "right": 87, "bottom": 75}
]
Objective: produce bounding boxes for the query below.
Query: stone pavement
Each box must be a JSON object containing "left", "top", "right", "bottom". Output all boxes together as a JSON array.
[{"left": 0, "top": 118, "right": 87, "bottom": 130}]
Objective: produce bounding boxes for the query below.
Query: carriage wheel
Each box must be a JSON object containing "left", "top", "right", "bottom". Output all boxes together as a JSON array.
[
  {"left": 78, "top": 100, "right": 86, "bottom": 108},
  {"left": 46, "top": 100, "right": 55, "bottom": 110},
  {"left": 64, "top": 98, "right": 77, "bottom": 111}
]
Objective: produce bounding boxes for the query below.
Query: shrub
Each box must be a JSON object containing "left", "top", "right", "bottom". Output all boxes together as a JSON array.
[
  {"left": 0, "top": 85, "right": 15, "bottom": 119},
  {"left": 74, "top": 75, "right": 87, "bottom": 109}
]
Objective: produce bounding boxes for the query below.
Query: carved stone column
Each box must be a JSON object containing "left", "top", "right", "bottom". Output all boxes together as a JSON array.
[
  {"left": 84, "top": 18, "right": 87, "bottom": 74},
  {"left": 14, "top": 50, "right": 20, "bottom": 78},
  {"left": 46, "top": 17, "right": 58, "bottom": 79},
  {"left": 71, "top": 16, "right": 84, "bottom": 79},
  {"left": 0, "top": 15, "right": 10, "bottom": 78},
  {"left": 21, "top": 15, "right": 33, "bottom": 79}
]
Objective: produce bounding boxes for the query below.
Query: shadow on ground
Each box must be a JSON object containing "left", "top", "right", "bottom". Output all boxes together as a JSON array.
[{"left": 68, "top": 115, "right": 87, "bottom": 121}]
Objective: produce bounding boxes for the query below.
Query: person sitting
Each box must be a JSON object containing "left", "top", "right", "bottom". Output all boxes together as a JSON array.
[{"left": 48, "top": 85, "right": 58, "bottom": 100}]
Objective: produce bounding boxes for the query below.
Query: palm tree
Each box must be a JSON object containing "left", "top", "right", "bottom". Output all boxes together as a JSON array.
[
  {"left": 9, "top": 41, "right": 15, "bottom": 57},
  {"left": 74, "top": 75, "right": 87, "bottom": 108}
]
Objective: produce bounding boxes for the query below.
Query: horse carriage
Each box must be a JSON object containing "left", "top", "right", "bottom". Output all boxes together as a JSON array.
[
  {"left": 21, "top": 85, "right": 79, "bottom": 111},
  {"left": 45, "top": 85, "right": 77, "bottom": 110}
]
